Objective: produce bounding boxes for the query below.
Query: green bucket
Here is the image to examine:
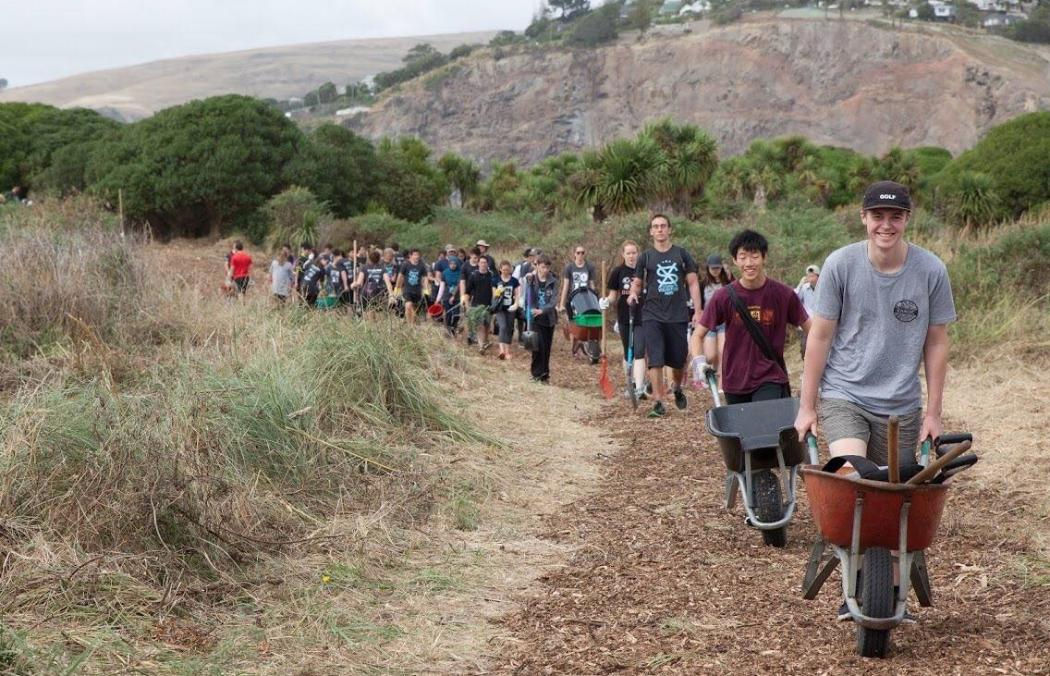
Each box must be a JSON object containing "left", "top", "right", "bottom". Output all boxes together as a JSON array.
[
  {"left": 574, "top": 313, "right": 603, "bottom": 328},
  {"left": 316, "top": 295, "right": 340, "bottom": 309}
]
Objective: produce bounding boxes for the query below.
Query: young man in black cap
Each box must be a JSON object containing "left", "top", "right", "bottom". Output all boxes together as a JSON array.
[
  {"left": 627, "top": 214, "right": 703, "bottom": 417},
  {"left": 795, "top": 180, "right": 956, "bottom": 468},
  {"left": 793, "top": 181, "right": 956, "bottom": 622}
]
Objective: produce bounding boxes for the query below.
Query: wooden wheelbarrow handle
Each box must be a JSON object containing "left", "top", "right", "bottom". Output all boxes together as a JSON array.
[{"left": 905, "top": 441, "right": 972, "bottom": 485}]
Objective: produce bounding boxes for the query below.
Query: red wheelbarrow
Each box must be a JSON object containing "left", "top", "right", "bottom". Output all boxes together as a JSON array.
[{"left": 800, "top": 431, "right": 977, "bottom": 658}]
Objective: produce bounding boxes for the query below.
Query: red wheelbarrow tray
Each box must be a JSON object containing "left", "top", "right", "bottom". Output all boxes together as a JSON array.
[{"left": 801, "top": 467, "right": 950, "bottom": 552}]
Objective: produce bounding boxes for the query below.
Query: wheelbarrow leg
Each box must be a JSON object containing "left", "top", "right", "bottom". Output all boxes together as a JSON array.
[
  {"left": 802, "top": 539, "right": 839, "bottom": 600},
  {"left": 724, "top": 473, "right": 739, "bottom": 510},
  {"left": 910, "top": 550, "right": 934, "bottom": 607}
]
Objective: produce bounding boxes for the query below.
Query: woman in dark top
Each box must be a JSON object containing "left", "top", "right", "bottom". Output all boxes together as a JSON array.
[
  {"left": 492, "top": 260, "right": 522, "bottom": 360},
  {"left": 602, "top": 240, "right": 648, "bottom": 397},
  {"left": 699, "top": 253, "right": 734, "bottom": 388}
]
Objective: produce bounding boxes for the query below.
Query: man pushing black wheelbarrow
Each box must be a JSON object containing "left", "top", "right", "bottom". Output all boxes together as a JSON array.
[
  {"left": 689, "top": 229, "right": 813, "bottom": 546},
  {"left": 792, "top": 181, "right": 966, "bottom": 656}
]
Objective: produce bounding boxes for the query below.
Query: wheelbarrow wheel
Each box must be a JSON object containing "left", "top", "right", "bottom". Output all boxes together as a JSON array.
[
  {"left": 586, "top": 339, "right": 601, "bottom": 365},
  {"left": 752, "top": 470, "right": 787, "bottom": 548},
  {"left": 857, "top": 547, "right": 893, "bottom": 658}
]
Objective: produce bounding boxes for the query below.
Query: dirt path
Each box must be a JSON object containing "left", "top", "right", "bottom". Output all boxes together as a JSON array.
[{"left": 488, "top": 338, "right": 1050, "bottom": 674}]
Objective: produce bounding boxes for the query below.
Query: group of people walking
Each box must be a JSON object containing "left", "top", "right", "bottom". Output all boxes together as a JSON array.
[{"left": 228, "top": 179, "right": 954, "bottom": 472}]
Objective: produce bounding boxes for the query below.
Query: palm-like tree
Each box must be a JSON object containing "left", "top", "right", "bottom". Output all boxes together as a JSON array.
[
  {"left": 949, "top": 171, "right": 1000, "bottom": 230},
  {"left": 643, "top": 119, "right": 719, "bottom": 216}
]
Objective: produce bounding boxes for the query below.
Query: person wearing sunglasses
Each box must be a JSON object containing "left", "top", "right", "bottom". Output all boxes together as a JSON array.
[{"left": 560, "top": 246, "right": 597, "bottom": 358}]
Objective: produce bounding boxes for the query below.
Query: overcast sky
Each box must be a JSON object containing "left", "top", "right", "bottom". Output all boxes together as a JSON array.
[{"left": 1, "top": 0, "right": 543, "bottom": 87}]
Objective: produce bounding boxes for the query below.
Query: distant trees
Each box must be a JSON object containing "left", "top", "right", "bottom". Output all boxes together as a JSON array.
[
  {"left": 89, "top": 95, "right": 301, "bottom": 238},
  {"left": 317, "top": 82, "right": 338, "bottom": 104},
  {"left": 373, "top": 42, "right": 450, "bottom": 92},
  {"left": 566, "top": 3, "right": 619, "bottom": 47},
  {"left": 373, "top": 137, "right": 447, "bottom": 222},
  {"left": 628, "top": 0, "right": 654, "bottom": 33},
  {"left": 284, "top": 124, "right": 377, "bottom": 218},
  {"left": 549, "top": 0, "right": 591, "bottom": 21}
]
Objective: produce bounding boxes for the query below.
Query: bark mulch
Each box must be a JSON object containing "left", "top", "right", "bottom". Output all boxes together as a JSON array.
[{"left": 489, "top": 340, "right": 1050, "bottom": 675}]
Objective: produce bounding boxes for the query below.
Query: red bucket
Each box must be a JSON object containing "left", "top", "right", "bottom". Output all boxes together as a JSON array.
[{"left": 427, "top": 303, "right": 444, "bottom": 318}]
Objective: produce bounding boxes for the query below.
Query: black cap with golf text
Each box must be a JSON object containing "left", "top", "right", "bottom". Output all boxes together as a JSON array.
[{"left": 863, "top": 181, "right": 912, "bottom": 212}]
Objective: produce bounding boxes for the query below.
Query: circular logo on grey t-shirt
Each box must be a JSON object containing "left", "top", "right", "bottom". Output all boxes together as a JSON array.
[{"left": 893, "top": 299, "right": 919, "bottom": 322}]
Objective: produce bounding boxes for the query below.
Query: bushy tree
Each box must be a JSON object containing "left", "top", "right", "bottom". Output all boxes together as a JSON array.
[
  {"left": 89, "top": 95, "right": 301, "bottom": 238},
  {"left": 317, "top": 82, "right": 338, "bottom": 104},
  {"left": 549, "top": 0, "right": 591, "bottom": 21},
  {"left": 642, "top": 119, "right": 719, "bottom": 216},
  {"left": 373, "top": 137, "right": 447, "bottom": 222},
  {"left": 449, "top": 43, "right": 478, "bottom": 59},
  {"left": 284, "top": 124, "right": 377, "bottom": 218},
  {"left": 934, "top": 112, "right": 1050, "bottom": 219},
  {"left": 566, "top": 3, "right": 619, "bottom": 47},
  {"left": 628, "top": 0, "right": 654, "bottom": 33},
  {"left": 263, "top": 186, "right": 329, "bottom": 249},
  {"left": 489, "top": 30, "right": 522, "bottom": 47},
  {"left": 946, "top": 171, "right": 1000, "bottom": 230}
]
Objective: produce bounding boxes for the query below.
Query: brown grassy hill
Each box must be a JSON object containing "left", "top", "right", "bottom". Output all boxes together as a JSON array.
[
  {"left": 0, "top": 31, "right": 496, "bottom": 121},
  {"left": 349, "top": 17, "right": 1050, "bottom": 162}
]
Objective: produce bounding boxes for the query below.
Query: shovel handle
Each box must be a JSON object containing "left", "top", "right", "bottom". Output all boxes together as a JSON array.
[
  {"left": 887, "top": 415, "right": 900, "bottom": 484},
  {"left": 905, "top": 441, "right": 972, "bottom": 486},
  {"left": 805, "top": 434, "right": 819, "bottom": 466}
]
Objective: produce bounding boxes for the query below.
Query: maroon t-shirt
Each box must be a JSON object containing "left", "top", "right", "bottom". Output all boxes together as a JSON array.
[{"left": 699, "top": 279, "right": 808, "bottom": 395}]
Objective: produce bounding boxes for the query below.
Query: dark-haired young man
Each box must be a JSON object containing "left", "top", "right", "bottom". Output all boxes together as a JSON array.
[
  {"left": 398, "top": 248, "right": 429, "bottom": 324},
  {"left": 692, "top": 229, "right": 810, "bottom": 404},
  {"left": 526, "top": 255, "right": 559, "bottom": 383},
  {"left": 627, "top": 214, "right": 702, "bottom": 418}
]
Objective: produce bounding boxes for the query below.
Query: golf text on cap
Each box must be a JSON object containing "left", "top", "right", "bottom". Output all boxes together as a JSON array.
[{"left": 880, "top": 194, "right": 897, "bottom": 200}]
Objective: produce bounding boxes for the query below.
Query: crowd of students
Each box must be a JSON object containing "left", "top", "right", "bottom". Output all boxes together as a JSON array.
[{"left": 224, "top": 180, "right": 955, "bottom": 453}]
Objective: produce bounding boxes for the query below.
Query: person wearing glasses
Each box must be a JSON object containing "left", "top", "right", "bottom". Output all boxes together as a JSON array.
[{"left": 560, "top": 246, "right": 597, "bottom": 358}]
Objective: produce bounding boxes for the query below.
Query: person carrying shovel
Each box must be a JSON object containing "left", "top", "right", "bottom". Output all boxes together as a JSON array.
[{"left": 792, "top": 181, "right": 957, "bottom": 620}]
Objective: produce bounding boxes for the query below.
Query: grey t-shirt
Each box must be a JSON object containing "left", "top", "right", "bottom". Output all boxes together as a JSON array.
[
  {"left": 563, "top": 262, "right": 596, "bottom": 292},
  {"left": 270, "top": 259, "right": 293, "bottom": 297},
  {"left": 814, "top": 242, "right": 956, "bottom": 415}
]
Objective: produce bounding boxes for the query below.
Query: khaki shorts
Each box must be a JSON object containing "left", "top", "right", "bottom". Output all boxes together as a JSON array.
[{"left": 818, "top": 398, "right": 921, "bottom": 465}]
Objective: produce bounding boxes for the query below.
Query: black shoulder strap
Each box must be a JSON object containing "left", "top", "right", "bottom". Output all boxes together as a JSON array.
[
  {"left": 726, "top": 284, "right": 789, "bottom": 388},
  {"left": 821, "top": 455, "right": 882, "bottom": 478}
]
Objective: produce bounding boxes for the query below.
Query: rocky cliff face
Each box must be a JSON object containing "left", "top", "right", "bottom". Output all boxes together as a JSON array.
[{"left": 349, "top": 19, "right": 1050, "bottom": 164}]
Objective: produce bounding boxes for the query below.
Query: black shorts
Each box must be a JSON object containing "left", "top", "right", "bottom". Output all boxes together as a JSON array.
[
  {"left": 641, "top": 320, "right": 688, "bottom": 369},
  {"left": 403, "top": 289, "right": 423, "bottom": 305},
  {"left": 234, "top": 276, "right": 249, "bottom": 293}
]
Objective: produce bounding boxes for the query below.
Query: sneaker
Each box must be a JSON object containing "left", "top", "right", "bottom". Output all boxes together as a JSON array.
[
  {"left": 467, "top": 335, "right": 477, "bottom": 346},
  {"left": 673, "top": 388, "right": 687, "bottom": 410},
  {"left": 648, "top": 401, "right": 666, "bottom": 418},
  {"left": 479, "top": 342, "right": 491, "bottom": 354},
  {"left": 636, "top": 388, "right": 649, "bottom": 401}
]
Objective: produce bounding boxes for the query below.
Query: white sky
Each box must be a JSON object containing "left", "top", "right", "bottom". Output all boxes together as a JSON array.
[{"left": 0, "top": 0, "right": 544, "bottom": 87}]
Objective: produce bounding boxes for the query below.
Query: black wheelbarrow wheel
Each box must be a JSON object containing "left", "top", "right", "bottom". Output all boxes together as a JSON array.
[
  {"left": 586, "top": 339, "right": 601, "bottom": 365},
  {"left": 752, "top": 470, "right": 787, "bottom": 548},
  {"left": 857, "top": 547, "right": 894, "bottom": 658}
]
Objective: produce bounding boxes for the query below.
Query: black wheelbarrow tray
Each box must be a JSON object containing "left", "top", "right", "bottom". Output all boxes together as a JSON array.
[{"left": 704, "top": 396, "right": 818, "bottom": 547}]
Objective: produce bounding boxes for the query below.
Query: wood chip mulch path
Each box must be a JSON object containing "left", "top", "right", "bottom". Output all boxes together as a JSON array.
[{"left": 486, "top": 339, "right": 1050, "bottom": 675}]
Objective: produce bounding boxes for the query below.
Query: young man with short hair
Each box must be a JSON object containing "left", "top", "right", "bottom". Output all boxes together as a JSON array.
[
  {"left": 397, "top": 248, "right": 429, "bottom": 324},
  {"left": 463, "top": 256, "right": 497, "bottom": 352},
  {"left": 627, "top": 214, "right": 703, "bottom": 417},
  {"left": 269, "top": 245, "right": 294, "bottom": 302},
  {"left": 692, "top": 229, "right": 810, "bottom": 404},
  {"left": 794, "top": 181, "right": 956, "bottom": 467},
  {"left": 229, "top": 241, "right": 253, "bottom": 297},
  {"left": 476, "top": 239, "right": 496, "bottom": 272}
]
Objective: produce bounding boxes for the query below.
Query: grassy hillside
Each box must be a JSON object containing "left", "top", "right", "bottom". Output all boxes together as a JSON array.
[{"left": 0, "top": 31, "right": 496, "bottom": 120}]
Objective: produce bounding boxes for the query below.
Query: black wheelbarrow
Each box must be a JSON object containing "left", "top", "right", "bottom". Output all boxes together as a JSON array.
[{"left": 703, "top": 368, "right": 817, "bottom": 547}]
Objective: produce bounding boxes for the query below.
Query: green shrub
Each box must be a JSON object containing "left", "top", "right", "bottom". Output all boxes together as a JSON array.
[
  {"left": 566, "top": 4, "right": 619, "bottom": 47},
  {"left": 263, "top": 186, "right": 328, "bottom": 249}
]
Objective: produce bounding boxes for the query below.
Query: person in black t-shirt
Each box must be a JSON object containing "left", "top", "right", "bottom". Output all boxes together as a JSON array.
[
  {"left": 463, "top": 256, "right": 496, "bottom": 352},
  {"left": 329, "top": 250, "right": 349, "bottom": 302},
  {"left": 602, "top": 240, "right": 649, "bottom": 399},
  {"left": 397, "top": 248, "right": 429, "bottom": 324},
  {"left": 492, "top": 260, "right": 521, "bottom": 360},
  {"left": 299, "top": 254, "right": 326, "bottom": 308},
  {"left": 627, "top": 214, "right": 702, "bottom": 418},
  {"left": 526, "top": 255, "right": 559, "bottom": 383},
  {"left": 353, "top": 249, "right": 394, "bottom": 311}
]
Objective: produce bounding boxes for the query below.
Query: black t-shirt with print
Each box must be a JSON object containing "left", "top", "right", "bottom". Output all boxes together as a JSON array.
[
  {"left": 636, "top": 245, "right": 698, "bottom": 324},
  {"left": 399, "top": 262, "right": 429, "bottom": 293},
  {"left": 608, "top": 264, "right": 642, "bottom": 326},
  {"left": 563, "top": 262, "right": 597, "bottom": 292},
  {"left": 301, "top": 261, "right": 325, "bottom": 294},
  {"left": 329, "top": 260, "right": 347, "bottom": 294},
  {"left": 466, "top": 270, "right": 495, "bottom": 307},
  {"left": 494, "top": 275, "right": 520, "bottom": 309},
  {"left": 362, "top": 264, "right": 387, "bottom": 299}
]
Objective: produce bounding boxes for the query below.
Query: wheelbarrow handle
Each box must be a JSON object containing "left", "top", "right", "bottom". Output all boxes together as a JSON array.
[
  {"left": 906, "top": 441, "right": 972, "bottom": 485},
  {"left": 805, "top": 434, "right": 819, "bottom": 466},
  {"left": 919, "top": 438, "right": 932, "bottom": 467}
]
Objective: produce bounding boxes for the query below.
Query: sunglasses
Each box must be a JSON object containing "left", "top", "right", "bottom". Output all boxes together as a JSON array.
[{"left": 574, "top": 250, "right": 585, "bottom": 255}]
